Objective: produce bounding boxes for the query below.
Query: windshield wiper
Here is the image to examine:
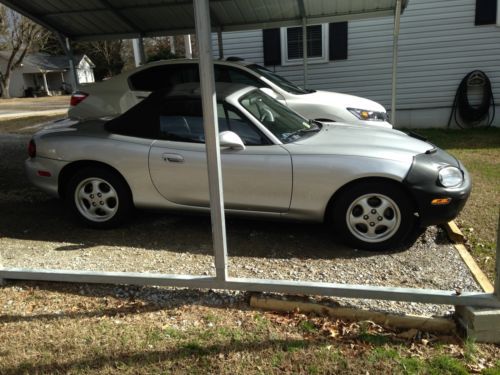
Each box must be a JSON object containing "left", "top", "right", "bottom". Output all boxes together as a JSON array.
[
  {"left": 309, "top": 119, "right": 323, "bottom": 128},
  {"left": 283, "top": 121, "right": 322, "bottom": 141}
]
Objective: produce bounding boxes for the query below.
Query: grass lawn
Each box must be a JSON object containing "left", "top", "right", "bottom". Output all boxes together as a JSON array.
[
  {"left": 1, "top": 283, "right": 500, "bottom": 374},
  {"left": 0, "top": 95, "right": 70, "bottom": 111},
  {"left": 413, "top": 128, "right": 500, "bottom": 281},
  {"left": 0, "top": 115, "right": 66, "bottom": 134}
]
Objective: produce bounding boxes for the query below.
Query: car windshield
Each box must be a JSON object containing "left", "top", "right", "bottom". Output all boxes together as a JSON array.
[
  {"left": 239, "top": 89, "right": 321, "bottom": 143},
  {"left": 246, "top": 64, "right": 313, "bottom": 95}
]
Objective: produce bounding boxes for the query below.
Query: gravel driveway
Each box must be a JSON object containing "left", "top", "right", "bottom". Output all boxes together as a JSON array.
[{"left": 0, "top": 133, "right": 480, "bottom": 317}]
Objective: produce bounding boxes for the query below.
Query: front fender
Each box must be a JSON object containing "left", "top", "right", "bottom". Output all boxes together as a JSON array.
[{"left": 288, "top": 154, "right": 411, "bottom": 221}]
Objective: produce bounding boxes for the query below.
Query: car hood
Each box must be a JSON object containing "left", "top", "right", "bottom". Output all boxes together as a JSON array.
[
  {"left": 284, "top": 124, "right": 433, "bottom": 162},
  {"left": 294, "top": 90, "right": 386, "bottom": 112}
]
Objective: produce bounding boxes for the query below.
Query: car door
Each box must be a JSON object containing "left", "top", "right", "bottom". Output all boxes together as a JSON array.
[{"left": 148, "top": 100, "right": 292, "bottom": 212}]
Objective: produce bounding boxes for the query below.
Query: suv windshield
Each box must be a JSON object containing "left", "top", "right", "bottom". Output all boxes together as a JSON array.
[
  {"left": 239, "top": 89, "right": 321, "bottom": 143},
  {"left": 246, "top": 64, "right": 314, "bottom": 95}
]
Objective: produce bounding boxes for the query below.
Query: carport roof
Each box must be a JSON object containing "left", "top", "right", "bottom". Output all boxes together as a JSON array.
[{"left": 0, "top": 0, "right": 408, "bottom": 41}]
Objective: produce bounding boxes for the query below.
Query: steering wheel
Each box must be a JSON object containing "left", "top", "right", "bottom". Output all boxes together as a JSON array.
[{"left": 259, "top": 108, "right": 275, "bottom": 122}]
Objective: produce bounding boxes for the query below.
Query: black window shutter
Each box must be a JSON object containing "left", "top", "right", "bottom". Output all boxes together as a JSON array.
[
  {"left": 263, "top": 28, "right": 281, "bottom": 66},
  {"left": 329, "top": 22, "right": 348, "bottom": 61},
  {"left": 475, "top": 0, "right": 497, "bottom": 25}
]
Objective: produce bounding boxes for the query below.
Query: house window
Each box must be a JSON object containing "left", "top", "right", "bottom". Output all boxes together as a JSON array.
[
  {"left": 475, "top": 0, "right": 499, "bottom": 25},
  {"left": 280, "top": 24, "right": 328, "bottom": 65}
]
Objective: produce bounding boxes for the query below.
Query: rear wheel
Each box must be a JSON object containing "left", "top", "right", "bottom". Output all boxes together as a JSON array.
[
  {"left": 331, "top": 181, "right": 417, "bottom": 251},
  {"left": 65, "top": 167, "right": 133, "bottom": 228}
]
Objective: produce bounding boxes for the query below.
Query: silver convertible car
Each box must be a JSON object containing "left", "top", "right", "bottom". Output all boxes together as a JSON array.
[{"left": 26, "top": 83, "right": 471, "bottom": 251}]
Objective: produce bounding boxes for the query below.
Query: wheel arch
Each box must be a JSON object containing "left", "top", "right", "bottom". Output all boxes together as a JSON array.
[
  {"left": 58, "top": 160, "right": 133, "bottom": 201},
  {"left": 323, "top": 177, "right": 418, "bottom": 223}
]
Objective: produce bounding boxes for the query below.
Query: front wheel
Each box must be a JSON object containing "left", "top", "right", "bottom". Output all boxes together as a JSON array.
[
  {"left": 65, "top": 167, "right": 133, "bottom": 229},
  {"left": 331, "top": 182, "right": 417, "bottom": 251}
]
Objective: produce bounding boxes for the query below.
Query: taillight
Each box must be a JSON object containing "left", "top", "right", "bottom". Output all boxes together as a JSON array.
[
  {"left": 70, "top": 91, "right": 89, "bottom": 106},
  {"left": 28, "top": 139, "right": 36, "bottom": 158}
]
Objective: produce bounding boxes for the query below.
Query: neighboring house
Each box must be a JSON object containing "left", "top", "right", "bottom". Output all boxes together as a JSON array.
[
  {"left": 0, "top": 52, "right": 95, "bottom": 98},
  {"left": 211, "top": 0, "right": 500, "bottom": 128}
]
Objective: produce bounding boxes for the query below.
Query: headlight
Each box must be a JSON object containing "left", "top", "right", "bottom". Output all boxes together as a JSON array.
[
  {"left": 438, "top": 166, "right": 463, "bottom": 187},
  {"left": 347, "top": 108, "right": 388, "bottom": 121}
]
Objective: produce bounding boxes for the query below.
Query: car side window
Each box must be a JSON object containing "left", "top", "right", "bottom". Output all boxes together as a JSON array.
[
  {"left": 215, "top": 66, "right": 264, "bottom": 87},
  {"left": 128, "top": 64, "right": 199, "bottom": 91},
  {"left": 158, "top": 100, "right": 269, "bottom": 145},
  {"left": 160, "top": 115, "right": 205, "bottom": 143},
  {"left": 217, "top": 103, "right": 269, "bottom": 145},
  {"left": 107, "top": 87, "right": 271, "bottom": 145},
  {"left": 158, "top": 98, "right": 204, "bottom": 142}
]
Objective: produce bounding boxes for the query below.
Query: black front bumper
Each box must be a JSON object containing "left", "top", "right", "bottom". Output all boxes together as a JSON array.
[{"left": 403, "top": 149, "right": 472, "bottom": 227}]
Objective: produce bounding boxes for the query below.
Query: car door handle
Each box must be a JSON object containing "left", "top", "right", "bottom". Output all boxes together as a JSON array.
[{"left": 162, "top": 153, "right": 184, "bottom": 163}]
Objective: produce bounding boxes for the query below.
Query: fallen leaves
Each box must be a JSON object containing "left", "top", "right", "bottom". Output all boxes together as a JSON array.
[
  {"left": 397, "top": 328, "right": 419, "bottom": 340},
  {"left": 2, "top": 284, "right": 500, "bottom": 374}
]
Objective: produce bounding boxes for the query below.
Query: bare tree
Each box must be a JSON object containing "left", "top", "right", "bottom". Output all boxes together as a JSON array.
[
  {"left": 0, "top": 6, "right": 49, "bottom": 98},
  {"left": 87, "top": 40, "right": 124, "bottom": 79}
]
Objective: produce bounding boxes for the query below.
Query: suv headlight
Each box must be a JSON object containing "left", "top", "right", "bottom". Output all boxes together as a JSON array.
[
  {"left": 347, "top": 108, "right": 388, "bottom": 121},
  {"left": 438, "top": 166, "right": 463, "bottom": 187}
]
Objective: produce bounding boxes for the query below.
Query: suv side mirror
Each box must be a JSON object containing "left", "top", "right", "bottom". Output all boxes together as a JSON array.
[
  {"left": 219, "top": 131, "right": 245, "bottom": 151},
  {"left": 260, "top": 87, "right": 284, "bottom": 101}
]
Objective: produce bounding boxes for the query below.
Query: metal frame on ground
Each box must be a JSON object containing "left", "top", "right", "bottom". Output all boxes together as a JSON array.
[{"left": 0, "top": 0, "right": 498, "bottom": 312}]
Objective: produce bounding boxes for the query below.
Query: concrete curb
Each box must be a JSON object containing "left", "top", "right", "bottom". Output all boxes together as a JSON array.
[{"left": 250, "top": 295, "right": 456, "bottom": 334}]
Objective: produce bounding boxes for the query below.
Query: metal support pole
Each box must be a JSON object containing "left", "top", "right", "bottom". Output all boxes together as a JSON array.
[
  {"left": 0, "top": 256, "right": 4, "bottom": 285},
  {"left": 217, "top": 28, "right": 224, "bottom": 59},
  {"left": 169, "top": 36, "right": 176, "bottom": 55},
  {"left": 495, "top": 212, "right": 500, "bottom": 299},
  {"left": 132, "top": 37, "right": 146, "bottom": 67},
  {"left": 66, "top": 38, "right": 78, "bottom": 91},
  {"left": 302, "top": 17, "right": 308, "bottom": 89},
  {"left": 58, "top": 36, "right": 79, "bottom": 92},
  {"left": 193, "top": 0, "right": 228, "bottom": 282},
  {"left": 391, "top": 0, "right": 402, "bottom": 127},
  {"left": 184, "top": 34, "right": 193, "bottom": 58},
  {"left": 497, "top": 2, "right": 500, "bottom": 27}
]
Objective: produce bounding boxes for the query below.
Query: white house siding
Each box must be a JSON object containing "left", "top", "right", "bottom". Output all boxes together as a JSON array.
[
  {"left": 77, "top": 69, "right": 92, "bottom": 83},
  {"left": 212, "top": 0, "right": 500, "bottom": 128},
  {"left": 76, "top": 59, "right": 95, "bottom": 84},
  {"left": 212, "top": 30, "right": 265, "bottom": 64}
]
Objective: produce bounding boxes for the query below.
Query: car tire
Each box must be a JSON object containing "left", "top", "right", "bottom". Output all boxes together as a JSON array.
[
  {"left": 331, "top": 181, "right": 417, "bottom": 251},
  {"left": 65, "top": 166, "right": 133, "bottom": 229}
]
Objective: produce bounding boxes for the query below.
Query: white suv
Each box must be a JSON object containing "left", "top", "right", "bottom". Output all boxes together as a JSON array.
[{"left": 69, "top": 58, "right": 392, "bottom": 128}]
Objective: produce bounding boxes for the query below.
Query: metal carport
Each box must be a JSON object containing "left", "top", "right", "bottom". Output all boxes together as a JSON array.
[{"left": 0, "top": 0, "right": 499, "bottom": 309}]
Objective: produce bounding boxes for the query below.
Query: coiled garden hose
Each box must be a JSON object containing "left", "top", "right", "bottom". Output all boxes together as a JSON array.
[{"left": 447, "top": 70, "right": 495, "bottom": 129}]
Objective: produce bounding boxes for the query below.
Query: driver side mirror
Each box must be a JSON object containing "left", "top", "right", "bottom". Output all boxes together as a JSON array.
[{"left": 219, "top": 131, "right": 245, "bottom": 151}]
